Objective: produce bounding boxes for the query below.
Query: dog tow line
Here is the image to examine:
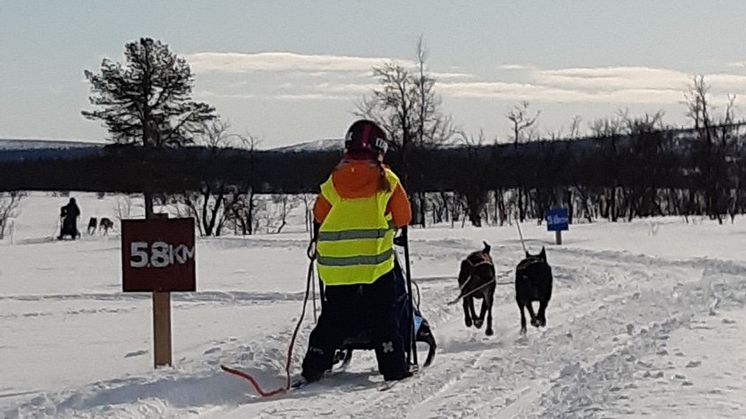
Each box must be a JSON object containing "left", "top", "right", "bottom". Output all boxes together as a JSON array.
[
  {"left": 447, "top": 274, "right": 513, "bottom": 306},
  {"left": 220, "top": 258, "right": 315, "bottom": 398}
]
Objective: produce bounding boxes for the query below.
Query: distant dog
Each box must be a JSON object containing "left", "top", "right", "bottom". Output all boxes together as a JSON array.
[
  {"left": 457, "top": 242, "right": 496, "bottom": 336},
  {"left": 515, "top": 247, "right": 553, "bottom": 334},
  {"left": 87, "top": 217, "right": 98, "bottom": 235},
  {"left": 98, "top": 217, "right": 114, "bottom": 235}
]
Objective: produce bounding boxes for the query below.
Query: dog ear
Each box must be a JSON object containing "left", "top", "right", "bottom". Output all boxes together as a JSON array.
[
  {"left": 540, "top": 246, "right": 546, "bottom": 260},
  {"left": 525, "top": 251, "right": 531, "bottom": 258},
  {"left": 482, "top": 241, "right": 491, "bottom": 254}
]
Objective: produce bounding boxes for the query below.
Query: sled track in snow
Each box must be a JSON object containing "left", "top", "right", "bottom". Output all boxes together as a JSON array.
[{"left": 220, "top": 247, "right": 746, "bottom": 418}]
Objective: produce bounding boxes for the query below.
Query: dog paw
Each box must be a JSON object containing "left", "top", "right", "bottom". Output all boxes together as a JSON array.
[
  {"left": 474, "top": 319, "right": 484, "bottom": 329},
  {"left": 465, "top": 319, "right": 472, "bottom": 328},
  {"left": 486, "top": 328, "right": 494, "bottom": 336},
  {"left": 520, "top": 327, "right": 527, "bottom": 335},
  {"left": 530, "top": 319, "right": 540, "bottom": 327}
]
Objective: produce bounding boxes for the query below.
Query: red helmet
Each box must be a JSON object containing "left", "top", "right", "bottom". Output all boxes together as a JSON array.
[{"left": 344, "top": 120, "right": 389, "bottom": 157}]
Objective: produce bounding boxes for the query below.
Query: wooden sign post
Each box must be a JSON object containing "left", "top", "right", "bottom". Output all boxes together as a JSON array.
[
  {"left": 546, "top": 207, "right": 569, "bottom": 245},
  {"left": 153, "top": 290, "right": 172, "bottom": 366},
  {"left": 122, "top": 217, "right": 196, "bottom": 368}
]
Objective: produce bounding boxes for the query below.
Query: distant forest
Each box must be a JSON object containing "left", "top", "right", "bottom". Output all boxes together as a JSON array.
[{"left": 1, "top": 122, "right": 745, "bottom": 232}]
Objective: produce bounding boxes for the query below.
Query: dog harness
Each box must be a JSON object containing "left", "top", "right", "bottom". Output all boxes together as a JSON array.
[
  {"left": 516, "top": 256, "right": 545, "bottom": 273},
  {"left": 458, "top": 252, "right": 494, "bottom": 293}
]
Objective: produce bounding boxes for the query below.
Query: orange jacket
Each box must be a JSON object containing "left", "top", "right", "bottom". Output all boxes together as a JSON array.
[{"left": 313, "top": 159, "right": 411, "bottom": 228}]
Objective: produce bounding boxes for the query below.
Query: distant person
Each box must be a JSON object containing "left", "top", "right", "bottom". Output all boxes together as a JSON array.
[{"left": 58, "top": 197, "right": 80, "bottom": 240}]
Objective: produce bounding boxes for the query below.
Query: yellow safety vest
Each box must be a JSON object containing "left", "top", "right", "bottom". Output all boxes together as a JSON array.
[{"left": 316, "top": 168, "right": 399, "bottom": 285}]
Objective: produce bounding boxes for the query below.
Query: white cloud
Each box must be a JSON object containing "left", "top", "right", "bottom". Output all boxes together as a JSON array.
[
  {"left": 431, "top": 71, "right": 474, "bottom": 80},
  {"left": 196, "top": 90, "right": 257, "bottom": 100},
  {"left": 440, "top": 65, "right": 746, "bottom": 104},
  {"left": 704, "top": 73, "right": 746, "bottom": 91},
  {"left": 536, "top": 66, "right": 691, "bottom": 91},
  {"left": 196, "top": 55, "right": 746, "bottom": 107},
  {"left": 186, "top": 51, "right": 412, "bottom": 74},
  {"left": 274, "top": 93, "right": 350, "bottom": 101},
  {"left": 727, "top": 61, "right": 746, "bottom": 68},
  {"left": 319, "top": 82, "right": 379, "bottom": 95},
  {"left": 196, "top": 89, "right": 351, "bottom": 101},
  {"left": 440, "top": 81, "right": 683, "bottom": 103},
  {"left": 186, "top": 51, "right": 475, "bottom": 81},
  {"left": 497, "top": 64, "right": 533, "bottom": 71}
]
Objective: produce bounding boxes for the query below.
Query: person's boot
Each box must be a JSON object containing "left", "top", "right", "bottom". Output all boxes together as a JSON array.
[{"left": 301, "top": 367, "right": 324, "bottom": 383}]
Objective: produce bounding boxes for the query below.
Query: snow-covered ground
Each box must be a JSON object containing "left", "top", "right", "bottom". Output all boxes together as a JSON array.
[{"left": 2, "top": 193, "right": 746, "bottom": 418}]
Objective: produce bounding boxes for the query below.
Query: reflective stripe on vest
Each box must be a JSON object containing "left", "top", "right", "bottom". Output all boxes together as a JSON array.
[
  {"left": 316, "top": 219, "right": 396, "bottom": 242},
  {"left": 317, "top": 248, "right": 394, "bottom": 267},
  {"left": 316, "top": 167, "right": 399, "bottom": 286}
]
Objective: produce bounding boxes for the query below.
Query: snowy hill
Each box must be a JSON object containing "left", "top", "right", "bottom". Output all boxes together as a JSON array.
[
  {"left": 0, "top": 138, "right": 341, "bottom": 154},
  {"left": 0, "top": 139, "right": 105, "bottom": 163},
  {"left": 2, "top": 193, "right": 746, "bottom": 418},
  {"left": 270, "top": 138, "right": 343, "bottom": 153},
  {"left": 0, "top": 138, "right": 105, "bottom": 150}
]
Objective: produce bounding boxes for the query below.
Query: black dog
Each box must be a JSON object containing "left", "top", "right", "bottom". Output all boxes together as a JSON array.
[
  {"left": 457, "top": 242, "right": 496, "bottom": 336},
  {"left": 515, "top": 247, "right": 553, "bottom": 334},
  {"left": 99, "top": 217, "right": 114, "bottom": 235},
  {"left": 87, "top": 217, "right": 98, "bottom": 235}
]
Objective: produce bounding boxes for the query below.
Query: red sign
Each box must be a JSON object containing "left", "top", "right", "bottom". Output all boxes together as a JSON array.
[{"left": 121, "top": 218, "right": 196, "bottom": 292}]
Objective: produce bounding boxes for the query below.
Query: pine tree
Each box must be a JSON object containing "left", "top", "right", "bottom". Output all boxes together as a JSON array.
[{"left": 83, "top": 37, "right": 216, "bottom": 148}]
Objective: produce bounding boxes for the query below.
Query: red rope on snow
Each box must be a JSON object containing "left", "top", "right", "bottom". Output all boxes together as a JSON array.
[
  {"left": 221, "top": 259, "right": 315, "bottom": 397},
  {"left": 220, "top": 365, "right": 288, "bottom": 397}
]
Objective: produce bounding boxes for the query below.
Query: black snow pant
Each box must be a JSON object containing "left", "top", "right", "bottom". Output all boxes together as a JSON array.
[
  {"left": 301, "top": 269, "right": 408, "bottom": 381},
  {"left": 59, "top": 218, "right": 79, "bottom": 239}
]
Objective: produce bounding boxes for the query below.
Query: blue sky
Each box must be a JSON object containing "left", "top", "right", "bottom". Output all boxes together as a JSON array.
[{"left": 2, "top": 1, "right": 746, "bottom": 148}]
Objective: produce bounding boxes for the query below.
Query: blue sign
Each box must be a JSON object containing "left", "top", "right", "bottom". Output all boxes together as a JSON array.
[{"left": 546, "top": 208, "right": 569, "bottom": 232}]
